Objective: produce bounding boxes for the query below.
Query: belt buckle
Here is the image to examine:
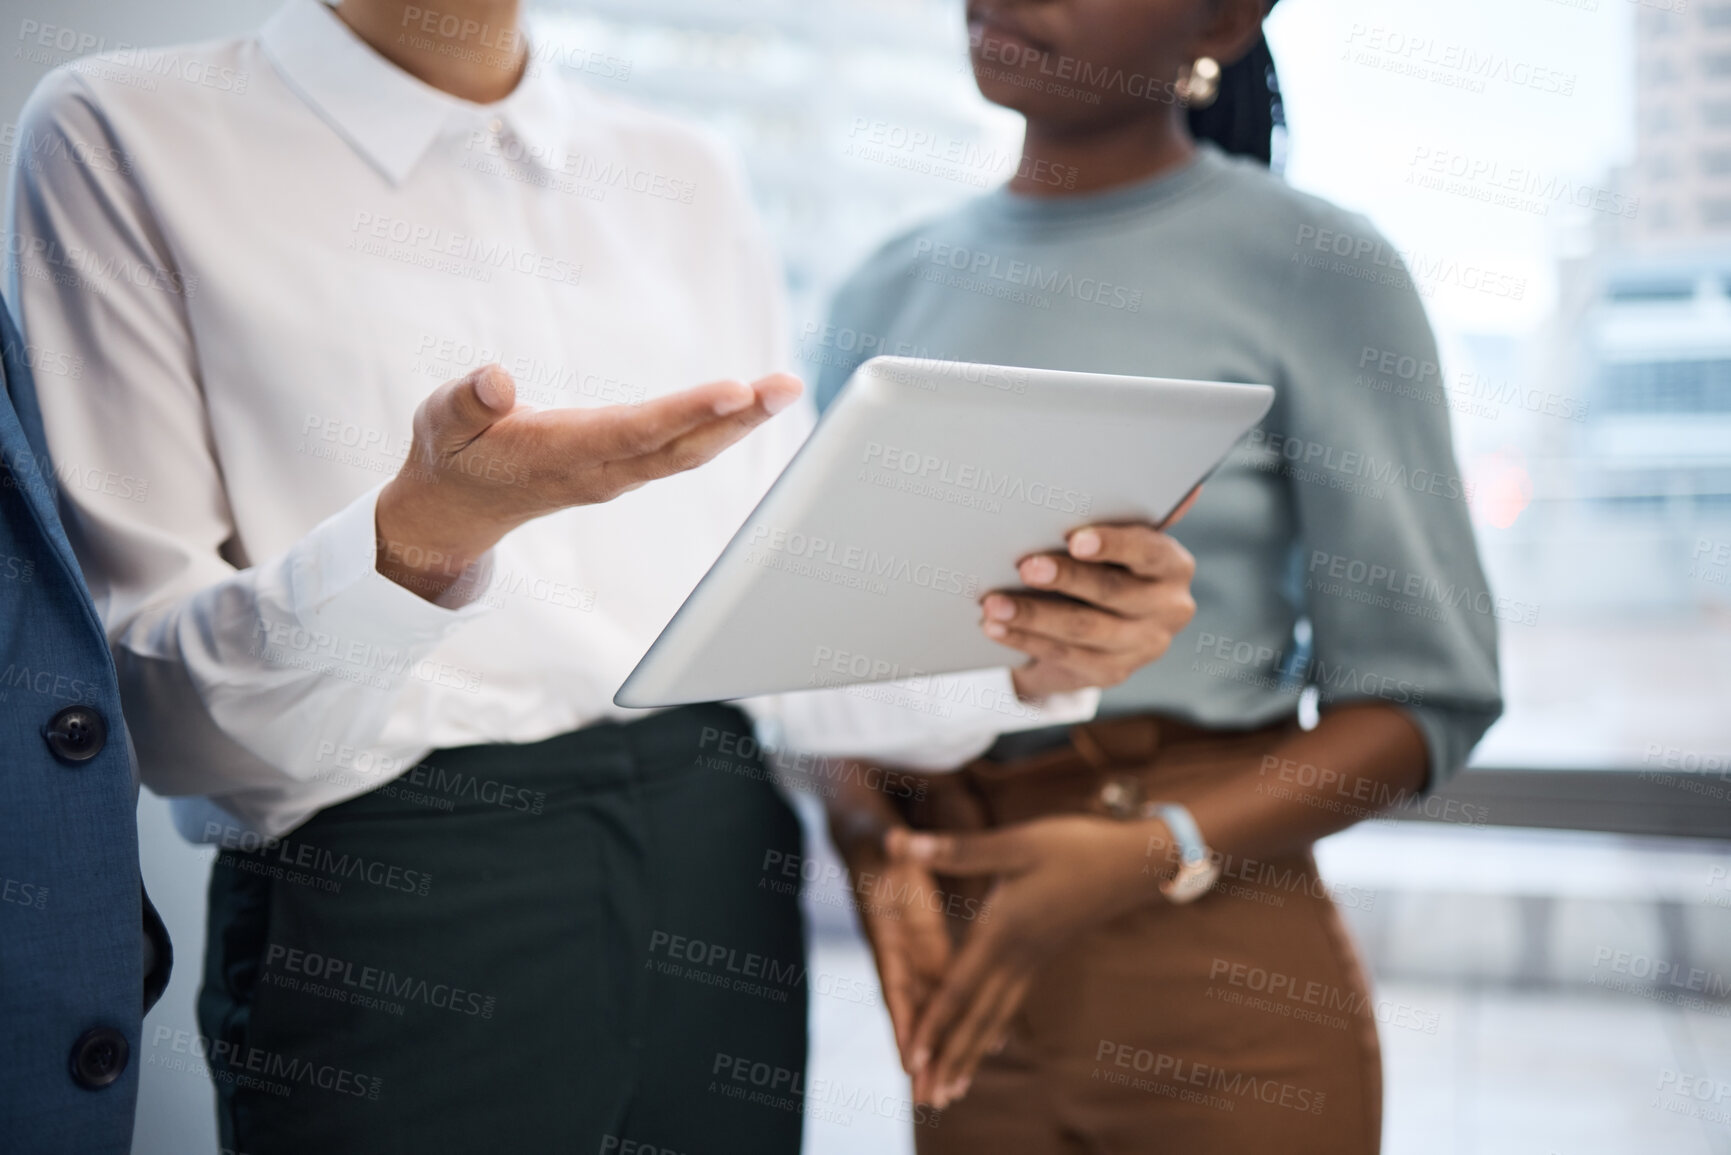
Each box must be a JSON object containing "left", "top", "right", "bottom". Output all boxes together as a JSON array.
[{"left": 1097, "top": 774, "right": 1144, "bottom": 820}]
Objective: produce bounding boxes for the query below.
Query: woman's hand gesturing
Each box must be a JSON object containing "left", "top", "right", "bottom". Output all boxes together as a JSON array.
[{"left": 375, "top": 364, "right": 802, "bottom": 600}]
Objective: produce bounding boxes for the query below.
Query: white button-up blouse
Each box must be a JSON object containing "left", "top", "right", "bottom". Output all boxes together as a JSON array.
[{"left": 5, "top": 0, "right": 1093, "bottom": 838}]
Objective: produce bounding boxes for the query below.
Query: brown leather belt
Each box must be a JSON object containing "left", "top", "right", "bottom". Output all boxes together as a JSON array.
[
  {"left": 908, "top": 712, "right": 1297, "bottom": 831},
  {"left": 981, "top": 712, "right": 1227, "bottom": 765}
]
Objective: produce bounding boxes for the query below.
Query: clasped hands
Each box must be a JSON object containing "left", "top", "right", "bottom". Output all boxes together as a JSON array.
[
  {"left": 841, "top": 815, "right": 1175, "bottom": 1111},
  {"left": 832, "top": 516, "right": 1199, "bottom": 1112}
]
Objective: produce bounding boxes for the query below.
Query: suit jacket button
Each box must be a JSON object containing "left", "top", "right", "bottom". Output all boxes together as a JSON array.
[
  {"left": 70, "top": 1027, "right": 130, "bottom": 1089},
  {"left": 43, "top": 705, "right": 107, "bottom": 763}
]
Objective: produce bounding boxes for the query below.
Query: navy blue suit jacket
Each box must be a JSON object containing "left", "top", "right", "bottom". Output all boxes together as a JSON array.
[{"left": 1, "top": 294, "right": 167, "bottom": 1151}]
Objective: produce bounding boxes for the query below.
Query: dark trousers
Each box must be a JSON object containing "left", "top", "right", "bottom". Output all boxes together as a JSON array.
[{"left": 198, "top": 704, "right": 807, "bottom": 1155}]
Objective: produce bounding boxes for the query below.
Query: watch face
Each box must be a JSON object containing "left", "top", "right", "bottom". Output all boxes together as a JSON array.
[{"left": 1162, "top": 861, "right": 1222, "bottom": 905}]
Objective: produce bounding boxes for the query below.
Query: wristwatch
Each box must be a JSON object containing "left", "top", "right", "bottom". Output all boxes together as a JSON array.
[{"left": 1143, "top": 802, "right": 1220, "bottom": 904}]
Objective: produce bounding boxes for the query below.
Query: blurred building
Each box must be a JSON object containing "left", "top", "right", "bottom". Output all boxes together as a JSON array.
[
  {"left": 1627, "top": 0, "right": 1731, "bottom": 245},
  {"left": 1510, "top": 1, "right": 1731, "bottom": 620}
]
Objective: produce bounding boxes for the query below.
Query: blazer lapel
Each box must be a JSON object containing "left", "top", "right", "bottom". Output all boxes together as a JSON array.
[{"left": 0, "top": 305, "right": 105, "bottom": 618}]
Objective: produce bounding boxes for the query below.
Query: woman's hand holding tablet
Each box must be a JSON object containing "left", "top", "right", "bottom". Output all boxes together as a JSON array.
[
  {"left": 992, "top": 515, "right": 1198, "bottom": 700},
  {"left": 617, "top": 357, "right": 1273, "bottom": 709}
]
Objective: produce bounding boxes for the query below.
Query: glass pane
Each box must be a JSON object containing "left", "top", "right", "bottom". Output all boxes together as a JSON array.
[{"left": 531, "top": 0, "right": 1731, "bottom": 775}]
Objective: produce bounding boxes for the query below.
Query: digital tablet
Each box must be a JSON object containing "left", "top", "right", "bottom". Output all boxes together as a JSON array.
[{"left": 615, "top": 356, "right": 1275, "bottom": 708}]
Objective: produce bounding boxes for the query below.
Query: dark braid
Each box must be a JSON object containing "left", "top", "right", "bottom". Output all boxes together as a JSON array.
[{"left": 1185, "top": 3, "right": 1285, "bottom": 167}]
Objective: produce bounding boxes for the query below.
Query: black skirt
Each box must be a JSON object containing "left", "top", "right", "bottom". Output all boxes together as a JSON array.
[{"left": 198, "top": 704, "right": 807, "bottom": 1155}]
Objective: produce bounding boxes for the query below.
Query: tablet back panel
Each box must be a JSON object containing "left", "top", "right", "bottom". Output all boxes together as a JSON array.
[{"left": 616, "top": 357, "right": 1273, "bottom": 708}]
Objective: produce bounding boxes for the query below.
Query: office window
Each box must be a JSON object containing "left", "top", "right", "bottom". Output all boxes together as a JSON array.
[
  {"left": 1600, "top": 359, "right": 1731, "bottom": 413},
  {"left": 1605, "top": 281, "right": 1697, "bottom": 303},
  {"left": 520, "top": 0, "right": 1730, "bottom": 780}
]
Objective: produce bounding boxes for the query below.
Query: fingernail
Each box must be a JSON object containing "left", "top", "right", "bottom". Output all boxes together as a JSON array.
[
  {"left": 911, "top": 1046, "right": 929, "bottom": 1073},
  {"left": 950, "top": 1076, "right": 971, "bottom": 1101},
  {"left": 982, "top": 620, "right": 1007, "bottom": 640},
  {"left": 474, "top": 366, "right": 508, "bottom": 410},
  {"left": 760, "top": 382, "right": 799, "bottom": 415},
  {"left": 902, "top": 835, "right": 937, "bottom": 864},
  {"left": 984, "top": 595, "right": 1015, "bottom": 621},
  {"left": 1069, "top": 528, "right": 1102, "bottom": 558},
  {"left": 1020, "top": 556, "right": 1057, "bottom": 585},
  {"left": 712, "top": 383, "right": 755, "bottom": 416}
]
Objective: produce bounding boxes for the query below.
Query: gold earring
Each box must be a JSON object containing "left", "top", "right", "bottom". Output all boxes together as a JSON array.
[{"left": 1181, "top": 56, "right": 1221, "bottom": 109}]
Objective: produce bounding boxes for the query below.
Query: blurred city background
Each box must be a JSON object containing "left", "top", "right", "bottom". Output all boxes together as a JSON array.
[{"left": 3, "top": 0, "right": 1729, "bottom": 1152}]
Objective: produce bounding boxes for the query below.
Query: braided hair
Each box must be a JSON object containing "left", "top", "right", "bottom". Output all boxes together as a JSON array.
[{"left": 1185, "top": 1, "right": 1286, "bottom": 168}]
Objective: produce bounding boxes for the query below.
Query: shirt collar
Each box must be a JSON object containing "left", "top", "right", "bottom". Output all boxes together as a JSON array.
[{"left": 259, "top": 0, "right": 571, "bottom": 185}]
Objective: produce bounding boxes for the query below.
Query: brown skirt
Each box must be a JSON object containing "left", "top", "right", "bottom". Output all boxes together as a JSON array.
[{"left": 899, "top": 713, "right": 1382, "bottom": 1155}]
